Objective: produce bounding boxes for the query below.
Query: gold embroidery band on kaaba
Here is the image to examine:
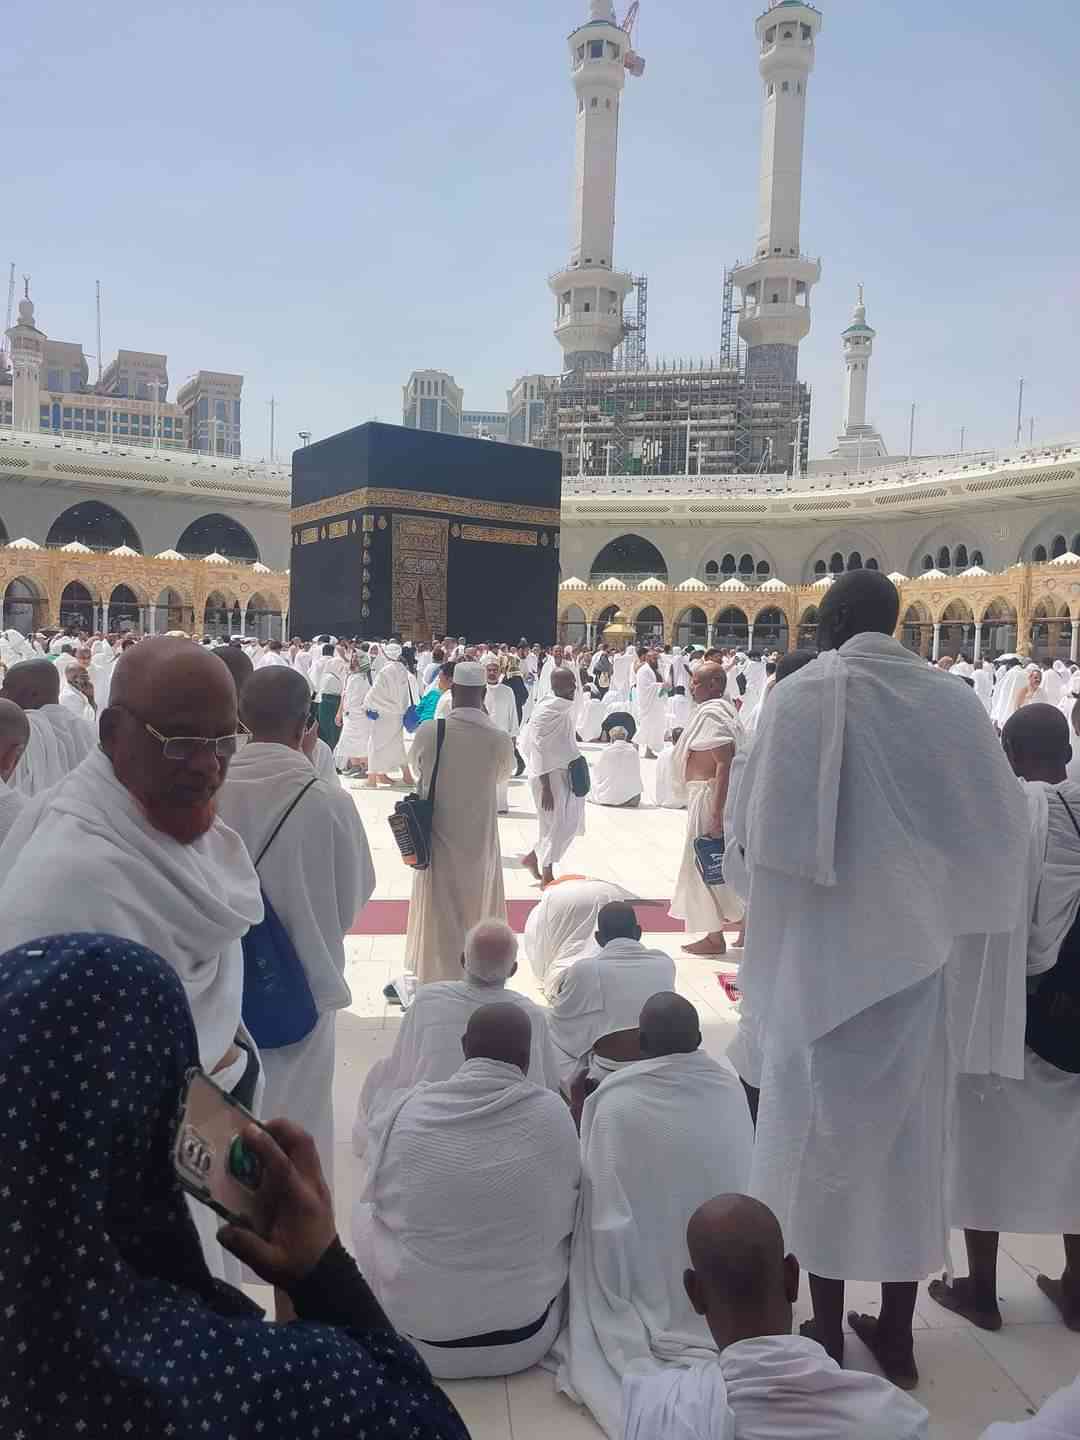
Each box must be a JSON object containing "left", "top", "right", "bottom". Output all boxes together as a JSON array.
[
  {"left": 290, "top": 486, "right": 561, "bottom": 528},
  {"left": 459, "top": 525, "right": 538, "bottom": 547}
]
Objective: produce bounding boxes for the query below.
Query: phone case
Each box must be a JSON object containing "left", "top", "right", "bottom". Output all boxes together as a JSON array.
[{"left": 173, "top": 1067, "right": 270, "bottom": 1232}]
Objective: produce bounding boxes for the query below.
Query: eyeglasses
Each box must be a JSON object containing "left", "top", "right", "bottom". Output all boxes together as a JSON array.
[{"left": 143, "top": 721, "right": 251, "bottom": 762}]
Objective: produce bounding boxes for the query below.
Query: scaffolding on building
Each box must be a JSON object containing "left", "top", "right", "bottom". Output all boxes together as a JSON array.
[{"left": 612, "top": 275, "right": 648, "bottom": 372}]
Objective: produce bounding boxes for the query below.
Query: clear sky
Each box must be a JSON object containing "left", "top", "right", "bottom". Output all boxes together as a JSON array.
[{"left": 6, "top": 0, "right": 1077, "bottom": 461}]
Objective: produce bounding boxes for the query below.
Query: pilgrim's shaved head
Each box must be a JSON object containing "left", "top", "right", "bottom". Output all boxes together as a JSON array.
[
  {"left": 240, "top": 666, "right": 311, "bottom": 743},
  {"left": 551, "top": 668, "right": 576, "bottom": 701},
  {"left": 639, "top": 992, "right": 701, "bottom": 1057},
  {"left": 215, "top": 644, "right": 255, "bottom": 697},
  {"left": 1, "top": 659, "right": 60, "bottom": 710},
  {"left": 1002, "top": 702, "right": 1071, "bottom": 785},
  {"left": 817, "top": 571, "right": 900, "bottom": 652},
  {"left": 461, "top": 1003, "right": 532, "bottom": 1075},
  {"left": 683, "top": 1194, "right": 800, "bottom": 1350},
  {"left": 0, "top": 697, "right": 30, "bottom": 783}
]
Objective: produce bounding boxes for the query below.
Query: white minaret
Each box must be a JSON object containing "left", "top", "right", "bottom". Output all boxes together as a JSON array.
[
  {"left": 834, "top": 284, "right": 887, "bottom": 460},
  {"left": 548, "top": 0, "right": 641, "bottom": 372},
  {"left": 731, "top": 2, "right": 822, "bottom": 382},
  {"left": 5, "top": 279, "right": 45, "bottom": 433}
]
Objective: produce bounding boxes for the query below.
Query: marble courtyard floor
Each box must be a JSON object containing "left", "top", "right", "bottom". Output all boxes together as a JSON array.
[{"left": 245, "top": 746, "right": 1079, "bottom": 1440}]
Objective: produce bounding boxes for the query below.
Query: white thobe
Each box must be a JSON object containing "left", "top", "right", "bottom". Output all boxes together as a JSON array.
[
  {"left": 0, "top": 783, "right": 25, "bottom": 848},
  {"left": 404, "top": 709, "right": 514, "bottom": 984},
  {"left": 730, "top": 633, "right": 1029, "bottom": 1281},
  {"left": 547, "top": 937, "right": 677, "bottom": 1081},
  {"left": 610, "top": 649, "right": 636, "bottom": 702},
  {"left": 485, "top": 681, "right": 519, "bottom": 812},
  {"left": 555, "top": 1050, "right": 754, "bottom": 1439},
  {"left": 364, "top": 660, "right": 413, "bottom": 772},
  {"left": 580, "top": 695, "right": 607, "bottom": 742},
  {"left": 588, "top": 740, "right": 643, "bottom": 807},
  {"left": 10, "top": 704, "right": 93, "bottom": 796},
  {"left": 634, "top": 663, "right": 666, "bottom": 753},
  {"left": 59, "top": 685, "right": 95, "bottom": 725},
  {"left": 669, "top": 699, "right": 746, "bottom": 931},
  {"left": 652, "top": 743, "right": 684, "bottom": 808},
  {"left": 354, "top": 976, "right": 562, "bottom": 1147},
  {"left": 354, "top": 1058, "right": 580, "bottom": 1376},
  {"left": 622, "top": 1333, "right": 929, "bottom": 1440},
  {"left": 523, "top": 877, "right": 639, "bottom": 998},
  {"left": 973, "top": 662, "right": 995, "bottom": 713},
  {"left": 216, "top": 742, "right": 374, "bottom": 1182},
  {"left": 88, "top": 652, "right": 116, "bottom": 709},
  {"left": 666, "top": 692, "right": 692, "bottom": 733},
  {"left": 336, "top": 670, "right": 373, "bottom": 763},
  {"left": 950, "top": 778, "right": 1080, "bottom": 1233},
  {"left": 520, "top": 695, "right": 586, "bottom": 869},
  {"left": 311, "top": 737, "right": 339, "bottom": 785}
]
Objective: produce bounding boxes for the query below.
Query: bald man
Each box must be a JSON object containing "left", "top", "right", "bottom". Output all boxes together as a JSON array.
[
  {"left": 936, "top": 703, "right": 1080, "bottom": 1334},
  {"left": 354, "top": 1002, "right": 580, "bottom": 1379},
  {"left": 0, "top": 698, "right": 29, "bottom": 847},
  {"left": 623, "top": 1195, "right": 928, "bottom": 1439},
  {"left": 557, "top": 994, "right": 753, "bottom": 1438},
  {"left": 668, "top": 660, "right": 746, "bottom": 956},
  {"left": 216, "top": 665, "right": 374, "bottom": 1187},
  {"left": 2, "top": 657, "right": 94, "bottom": 794},
  {"left": 520, "top": 666, "right": 587, "bottom": 886},
  {"left": 216, "top": 642, "right": 338, "bottom": 787}
]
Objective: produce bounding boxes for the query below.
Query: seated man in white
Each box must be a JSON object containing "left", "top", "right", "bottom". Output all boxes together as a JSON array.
[
  {"left": 353, "top": 919, "right": 561, "bottom": 1150},
  {"left": 353, "top": 1004, "right": 580, "bottom": 1380},
  {"left": 622, "top": 1194, "right": 928, "bottom": 1440},
  {"left": 589, "top": 725, "right": 643, "bottom": 808},
  {"left": 556, "top": 994, "right": 755, "bottom": 1439},
  {"left": 523, "top": 877, "right": 639, "bottom": 1000},
  {"left": 547, "top": 901, "right": 676, "bottom": 1085},
  {"left": 652, "top": 728, "right": 686, "bottom": 809}
]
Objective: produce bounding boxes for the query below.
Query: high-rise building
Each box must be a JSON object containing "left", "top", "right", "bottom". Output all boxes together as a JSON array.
[
  {"left": 401, "top": 370, "right": 463, "bottom": 434},
  {"left": 508, "top": 375, "right": 552, "bottom": 446},
  {"left": 547, "top": 0, "right": 642, "bottom": 373},
  {"left": 177, "top": 371, "right": 243, "bottom": 457},
  {"left": 730, "top": 2, "right": 822, "bottom": 382},
  {"left": 461, "top": 409, "right": 509, "bottom": 441},
  {"left": 833, "top": 285, "right": 886, "bottom": 461}
]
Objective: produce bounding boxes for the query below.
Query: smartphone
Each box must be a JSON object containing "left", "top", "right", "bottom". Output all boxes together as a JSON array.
[{"left": 173, "top": 1067, "right": 269, "bottom": 1231}]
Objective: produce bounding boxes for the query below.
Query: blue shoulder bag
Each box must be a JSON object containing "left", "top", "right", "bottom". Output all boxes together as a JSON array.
[{"left": 241, "top": 777, "right": 320, "bottom": 1050}]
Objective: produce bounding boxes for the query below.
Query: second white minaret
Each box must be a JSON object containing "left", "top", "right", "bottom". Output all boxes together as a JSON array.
[
  {"left": 833, "top": 285, "right": 887, "bottom": 460},
  {"left": 548, "top": 0, "right": 640, "bottom": 372},
  {"left": 731, "top": 1, "right": 822, "bottom": 382}
]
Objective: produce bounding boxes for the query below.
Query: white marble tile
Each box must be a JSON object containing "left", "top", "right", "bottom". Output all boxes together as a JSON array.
[
  {"left": 438, "top": 1377, "right": 512, "bottom": 1440},
  {"left": 506, "top": 1367, "right": 604, "bottom": 1438},
  {"left": 970, "top": 1324, "right": 1080, "bottom": 1409}
]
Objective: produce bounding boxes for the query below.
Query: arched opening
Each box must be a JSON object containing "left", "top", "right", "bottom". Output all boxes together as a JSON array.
[
  {"left": 704, "top": 560, "right": 719, "bottom": 578},
  {"left": 674, "top": 607, "right": 708, "bottom": 649},
  {"left": 847, "top": 551, "right": 862, "bottom": 571},
  {"left": 47, "top": 501, "right": 141, "bottom": 553},
  {"left": 937, "top": 545, "right": 951, "bottom": 571},
  {"left": 939, "top": 599, "right": 974, "bottom": 660},
  {"left": 981, "top": 599, "right": 1017, "bottom": 660},
  {"left": 633, "top": 605, "right": 664, "bottom": 647},
  {"left": 971, "top": 550, "right": 984, "bottom": 567},
  {"left": 0, "top": 515, "right": 8, "bottom": 545},
  {"left": 1032, "top": 544, "right": 1048, "bottom": 563},
  {"left": 713, "top": 606, "right": 748, "bottom": 647},
  {"left": 756, "top": 559, "right": 770, "bottom": 577},
  {"left": 1052, "top": 534, "right": 1067, "bottom": 560},
  {"left": 866, "top": 557, "right": 879, "bottom": 571},
  {"left": 720, "top": 554, "right": 736, "bottom": 576},
  {"left": 559, "top": 604, "right": 587, "bottom": 647},
  {"left": 829, "top": 552, "right": 844, "bottom": 574},
  {"left": 738, "top": 553, "right": 754, "bottom": 577},
  {"left": 813, "top": 559, "right": 827, "bottom": 576},
  {"left": 589, "top": 534, "right": 667, "bottom": 586},
  {"left": 2, "top": 577, "right": 45, "bottom": 635},
  {"left": 1030, "top": 599, "right": 1070, "bottom": 662},
  {"left": 177, "top": 514, "right": 260, "bottom": 564},
  {"left": 954, "top": 544, "right": 969, "bottom": 570},
  {"left": 246, "top": 592, "right": 283, "bottom": 642},
  {"left": 796, "top": 606, "right": 819, "bottom": 649},
  {"left": 109, "top": 584, "right": 142, "bottom": 633},
  {"left": 755, "top": 607, "right": 789, "bottom": 653},
  {"left": 595, "top": 605, "right": 620, "bottom": 636},
  {"left": 155, "top": 587, "right": 187, "bottom": 634},
  {"left": 900, "top": 602, "right": 933, "bottom": 658},
  {"left": 921, "top": 554, "right": 934, "bottom": 572},
  {"left": 1072, "top": 535, "right": 1080, "bottom": 557},
  {"left": 204, "top": 591, "right": 232, "bottom": 639},
  {"left": 60, "top": 581, "right": 95, "bottom": 631}
]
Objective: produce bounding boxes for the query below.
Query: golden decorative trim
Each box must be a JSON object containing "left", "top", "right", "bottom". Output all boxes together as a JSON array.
[
  {"left": 299, "top": 526, "right": 319, "bottom": 545},
  {"left": 392, "top": 515, "right": 448, "bottom": 639},
  {"left": 291, "top": 486, "right": 561, "bottom": 528},
  {"left": 459, "top": 524, "right": 538, "bottom": 547},
  {"left": 326, "top": 519, "right": 349, "bottom": 540}
]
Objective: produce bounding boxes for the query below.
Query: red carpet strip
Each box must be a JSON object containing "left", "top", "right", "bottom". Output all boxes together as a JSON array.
[{"left": 349, "top": 898, "right": 684, "bottom": 937}]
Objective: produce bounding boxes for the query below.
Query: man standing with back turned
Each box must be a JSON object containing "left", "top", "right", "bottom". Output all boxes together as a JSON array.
[{"left": 728, "top": 571, "right": 1028, "bottom": 1387}]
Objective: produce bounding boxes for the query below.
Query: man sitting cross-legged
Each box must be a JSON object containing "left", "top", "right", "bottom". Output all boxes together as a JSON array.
[
  {"left": 622, "top": 1194, "right": 928, "bottom": 1440},
  {"left": 353, "top": 919, "right": 561, "bottom": 1150},
  {"left": 352, "top": 1003, "right": 580, "bottom": 1379},
  {"left": 555, "top": 993, "right": 754, "bottom": 1439}
]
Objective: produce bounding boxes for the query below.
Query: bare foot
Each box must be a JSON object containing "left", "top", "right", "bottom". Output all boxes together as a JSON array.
[
  {"left": 847, "top": 1313, "right": 919, "bottom": 1390},
  {"left": 800, "top": 1316, "right": 843, "bottom": 1367},
  {"left": 401, "top": 768, "right": 415, "bottom": 786},
  {"left": 1037, "top": 1274, "right": 1080, "bottom": 1331},
  {"left": 682, "top": 934, "right": 727, "bottom": 957},
  {"left": 927, "top": 1276, "right": 1002, "bottom": 1331},
  {"left": 522, "top": 851, "right": 542, "bottom": 882}
]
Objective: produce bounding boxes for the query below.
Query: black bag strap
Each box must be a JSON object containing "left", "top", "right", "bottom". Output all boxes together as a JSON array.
[
  {"left": 427, "top": 719, "right": 446, "bottom": 812},
  {"left": 255, "top": 777, "right": 318, "bottom": 868},
  {"left": 1057, "top": 788, "right": 1080, "bottom": 842}
]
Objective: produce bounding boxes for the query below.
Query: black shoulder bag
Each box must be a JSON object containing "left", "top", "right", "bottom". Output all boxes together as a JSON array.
[
  {"left": 1026, "top": 788, "right": 1080, "bottom": 1073},
  {"left": 388, "top": 719, "right": 446, "bottom": 870}
]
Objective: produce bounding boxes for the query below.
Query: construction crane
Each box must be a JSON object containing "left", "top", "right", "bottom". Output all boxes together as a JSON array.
[{"left": 619, "top": 1, "right": 645, "bottom": 76}]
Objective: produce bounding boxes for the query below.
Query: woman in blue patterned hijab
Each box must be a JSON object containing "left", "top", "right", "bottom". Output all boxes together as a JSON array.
[{"left": 0, "top": 933, "right": 468, "bottom": 1440}]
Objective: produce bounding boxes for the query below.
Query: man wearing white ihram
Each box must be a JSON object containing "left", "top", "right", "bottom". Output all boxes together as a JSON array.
[
  {"left": 484, "top": 657, "right": 519, "bottom": 813},
  {"left": 729, "top": 570, "right": 1028, "bottom": 1388},
  {"left": 633, "top": 650, "right": 666, "bottom": 758},
  {"left": 521, "top": 666, "right": 586, "bottom": 886},
  {"left": 668, "top": 660, "right": 745, "bottom": 957},
  {"left": 404, "top": 661, "right": 514, "bottom": 984},
  {"left": 364, "top": 641, "right": 416, "bottom": 787},
  {"left": 1, "top": 658, "right": 95, "bottom": 794}
]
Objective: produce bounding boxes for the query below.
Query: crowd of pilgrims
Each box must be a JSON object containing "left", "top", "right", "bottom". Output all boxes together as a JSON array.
[{"left": 0, "top": 572, "right": 1079, "bottom": 1439}]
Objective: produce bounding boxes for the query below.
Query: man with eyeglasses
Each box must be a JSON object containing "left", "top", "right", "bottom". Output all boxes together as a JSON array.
[{"left": 0, "top": 637, "right": 265, "bottom": 1277}]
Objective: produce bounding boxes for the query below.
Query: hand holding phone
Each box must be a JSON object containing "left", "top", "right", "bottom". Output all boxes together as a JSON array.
[{"left": 217, "top": 1118, "right": 337, "bottom": 1289}]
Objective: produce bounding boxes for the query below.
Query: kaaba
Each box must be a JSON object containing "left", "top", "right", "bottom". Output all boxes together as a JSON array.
[{"left": 288, "top": 422, "right": 563, "bottom": 643}]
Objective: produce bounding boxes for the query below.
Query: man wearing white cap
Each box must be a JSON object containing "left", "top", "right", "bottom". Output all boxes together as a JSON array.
[
  {"left": 404, "top": 660, "right": 515, "bottom": 984},
  {"left": 484, "top": 659, "right": 519, "bottom": 814},
  {"left": 364, "top": 641, "right": 416, "bottom": 787}
]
